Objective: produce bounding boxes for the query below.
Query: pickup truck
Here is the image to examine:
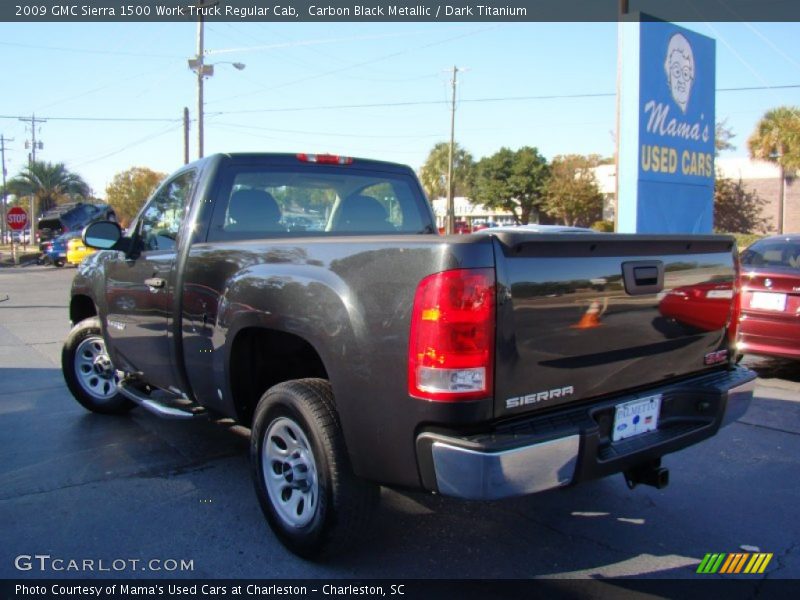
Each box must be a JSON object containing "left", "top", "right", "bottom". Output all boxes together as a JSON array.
[{"left": 63, "top": 152, "right": 756, "bottom": 558}]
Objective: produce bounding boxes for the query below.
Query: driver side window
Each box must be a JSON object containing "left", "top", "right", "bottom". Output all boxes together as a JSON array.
[{"left": 138, "top": 171, "right": 196, "bottom": 251}]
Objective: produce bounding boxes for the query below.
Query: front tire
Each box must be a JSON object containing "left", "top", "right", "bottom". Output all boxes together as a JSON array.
[
  {"left": 62, "top": 317, "right": 134, "bottom": 415},
  {"left": 251, "top": 378, "right": 378, "bottom": 559}
]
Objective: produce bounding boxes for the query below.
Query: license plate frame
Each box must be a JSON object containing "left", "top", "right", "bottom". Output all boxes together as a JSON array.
[
  {"left": 750, "top": 291, "right": 787, "bottom": 312},
  {"left": 612, "top": 394, "right": 662, "bottom": 442}
]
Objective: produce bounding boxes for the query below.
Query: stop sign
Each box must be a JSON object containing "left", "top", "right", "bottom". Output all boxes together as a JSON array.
[{"left": 7, "top": 207, "right": 28, "bottom": 231}]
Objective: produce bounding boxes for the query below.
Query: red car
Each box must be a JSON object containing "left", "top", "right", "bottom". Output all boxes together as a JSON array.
[{"left": 737, "top": 235, "right": 800, "bottom": 360}]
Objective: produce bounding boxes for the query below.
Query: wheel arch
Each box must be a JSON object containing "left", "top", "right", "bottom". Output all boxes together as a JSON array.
[
  {"left": 70, "top": 294, "right": 97, "bottom": 326},
  {"left": 227, "top": 326, "right": 329, "bottom": 427}
]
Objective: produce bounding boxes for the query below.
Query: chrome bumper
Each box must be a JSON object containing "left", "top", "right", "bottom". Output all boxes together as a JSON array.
[
  {"left": 426, "top": 434, "right": 579, "bottom": 501},
  {"left": 419, "top": 370, "right": 756, "bottom": 501}
]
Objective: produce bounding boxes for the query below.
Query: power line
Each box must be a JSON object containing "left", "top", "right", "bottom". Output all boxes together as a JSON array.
[
  {"left": 0, "top": 115, "right": 181, "bottom": 123},
  {"left": 0, "top": 83, "right": 796, "bottom": 124},
  {"left": 206, "top": 24, "right": 501, "bottom": 106},
  {"left": 68, "top": 122, "right": 184, "bottom": 169},
  {"left": 210, "top": 121, "right": 444, "bottom": 139}
]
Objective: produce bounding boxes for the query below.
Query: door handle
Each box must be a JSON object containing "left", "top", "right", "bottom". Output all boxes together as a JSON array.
[{"left": 144, "top": 277, "right": 166, "bottom": 289}]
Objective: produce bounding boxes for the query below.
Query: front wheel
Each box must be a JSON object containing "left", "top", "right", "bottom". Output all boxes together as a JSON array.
[
  {"left": 62, "top": 317, "right": 134, "bottom": 415},
  {"left": 251, "top": 379, "right": 378, "bottom": 559}
]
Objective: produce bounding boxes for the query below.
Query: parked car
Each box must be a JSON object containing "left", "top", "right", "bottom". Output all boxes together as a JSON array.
[
  {"left": 737, "top": 234, "right": 800, "bottom": 360},
  {"left": 43, "top": 231, "right": 80, "bottom": 267},
  {"left": 37, "top": 202, "right": 116, "bottom": 251},
  {"left": 11, "top": 229, "right": 31, "bottom": 244},
  {"left": 472, "top": 221, "right": 499, "bottom": 232},
  {"left": 66, "top": 235, "right": 97, "bottom": 266}
]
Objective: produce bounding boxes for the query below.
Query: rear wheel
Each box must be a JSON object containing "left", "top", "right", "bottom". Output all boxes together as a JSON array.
[
  {"left": 62, "top": 317, "right": 134, "bottom": 415},
  {"left": 251, "top": 378, "right": 378, "bottom": 559}
]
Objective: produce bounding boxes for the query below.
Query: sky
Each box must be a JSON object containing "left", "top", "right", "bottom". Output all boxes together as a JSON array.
[{"left": 0, "top": 19, "right": 798, "bottom": 197}]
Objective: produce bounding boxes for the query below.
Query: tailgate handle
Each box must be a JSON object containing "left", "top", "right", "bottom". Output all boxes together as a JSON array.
[
  {"left": 144, "top": 277, "right": 166, "bottom": 289},
  {"left": 622, "top": 261, "right": 664, "bottom": 296}
]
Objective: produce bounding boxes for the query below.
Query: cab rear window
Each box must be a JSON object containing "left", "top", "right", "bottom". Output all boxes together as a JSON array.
[{"left": 207, "top": 165, "right": 431, "bottom": 241}]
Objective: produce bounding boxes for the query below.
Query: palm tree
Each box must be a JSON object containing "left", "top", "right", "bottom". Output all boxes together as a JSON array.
[
  {"left": 747, "top": 106, "right": 800, "bottom": 172},
  {"left": 419, "top": 142, "right": 474, "bottom": 200},
  {"left": 747, "top": 106, "right": 800, "bottom": 234},
  {"left": 5, "top": 161, "right": 90, "bottom": 215}
]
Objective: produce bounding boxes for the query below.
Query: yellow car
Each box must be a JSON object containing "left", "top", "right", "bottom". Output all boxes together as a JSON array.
[{"left": 66, "top": 236, "right": 97, "bottom": 266}]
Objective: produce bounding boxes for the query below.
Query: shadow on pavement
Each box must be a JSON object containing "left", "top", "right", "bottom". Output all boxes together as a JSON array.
[{"left": 743, "top": 355, "right": 800, "bottom": 383}]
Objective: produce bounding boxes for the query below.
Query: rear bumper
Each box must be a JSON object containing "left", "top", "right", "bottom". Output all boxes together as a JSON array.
[
  {"left": 416, "top": 366, "right": 756, "bottom": 500},
  {"left": 739, "top": 317, "right": 800, "bottom": 360}
]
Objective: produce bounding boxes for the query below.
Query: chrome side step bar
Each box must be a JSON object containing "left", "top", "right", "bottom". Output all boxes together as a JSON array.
[{"left": 118, "top": 381, "right": 205, "bottom": 420}]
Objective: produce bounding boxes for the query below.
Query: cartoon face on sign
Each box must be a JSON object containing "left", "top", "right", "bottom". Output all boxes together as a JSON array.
[{"left": 664, "top": 33, "right": 695, "bottom": 113}]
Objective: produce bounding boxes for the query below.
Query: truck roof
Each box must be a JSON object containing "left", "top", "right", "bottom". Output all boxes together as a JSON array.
[{"left": 204, "top": 152, "right": 417, "bottom": 175}]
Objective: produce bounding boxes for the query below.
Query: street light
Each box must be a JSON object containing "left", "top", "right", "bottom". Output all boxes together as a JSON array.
[{"left": 188, "top": 15, "right": 246, "bottom": 159}]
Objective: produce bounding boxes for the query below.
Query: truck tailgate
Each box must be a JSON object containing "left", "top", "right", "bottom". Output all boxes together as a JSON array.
[{"left": 492, "top": 233, "right": 737, "bottom": 418}]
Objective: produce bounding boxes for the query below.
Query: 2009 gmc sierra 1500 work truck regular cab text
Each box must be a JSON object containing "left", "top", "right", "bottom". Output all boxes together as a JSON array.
[{"left": 62, "top": 153, "right": 755, "bottom": 558}]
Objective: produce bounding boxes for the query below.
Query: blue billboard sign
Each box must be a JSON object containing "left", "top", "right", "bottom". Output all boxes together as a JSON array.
[{"left": 617, "top": 19, "right": 716, "bottom": 233}]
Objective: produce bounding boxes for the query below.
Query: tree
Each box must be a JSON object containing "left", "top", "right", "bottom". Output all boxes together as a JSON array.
[
  {"left": 715, "top": 119, "right": 736, "bottom": 156},
  {"left": 5, "top": 161, "right": 90, "bottom": 214},
  {"left": 542, "top": 154, "right": 604, "bottom": 227},
  {"left": 747, "top": 106, "right": 800, "bottom": 172},
  {"left": 714, "top": 176, "right": 768, "bottom": 234},
  {"left": 418, "top": 142, "right": 474, "bottom": 199},
  {"left": 471, "top": 146, "right": 549, "bottom": 225},
  {"left": 105, "top": 167, "right": 166, "bottom": 226}
]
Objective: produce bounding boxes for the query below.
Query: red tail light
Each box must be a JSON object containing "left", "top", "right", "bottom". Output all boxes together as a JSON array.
[
  {"left": 296, "top": 153, "right": 353, "bottom": 165},
  {"left": 727, "top": 254, "right": 742, "bottom": 351},
  {"left": 408, "top": 268, "right": 495, "bottom": 402}
]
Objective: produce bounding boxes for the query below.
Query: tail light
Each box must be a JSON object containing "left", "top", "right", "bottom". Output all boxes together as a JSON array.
[
  {"left": 296, "top": 153, "right": 353, "bottom": 165},
  {"left": 408, "top": 268, "right": 495, "bottom": 401},
  {"left": 727, "top": 254, "right": 742, "bottom": 352}
]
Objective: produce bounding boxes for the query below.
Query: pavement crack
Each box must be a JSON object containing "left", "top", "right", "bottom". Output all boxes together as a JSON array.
[
  {"left": 0, "top": 452, "right": 243, "bottom": 502},
  {"left": 737, "top": 420, "right": 800, "bottom": 437},
  {"left": 765, "top": 541, "right": 798, "bottom": 579},
  {"left": 0, "top": 384, "right": 66, "bottom": 397},
  {"left": 503, "top": 505, "right": 627, "bottom": 556}
]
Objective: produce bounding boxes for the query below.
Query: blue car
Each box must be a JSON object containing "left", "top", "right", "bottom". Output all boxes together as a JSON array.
[{"left": 43, "top": 232, "right": 79, "bottom": 267}]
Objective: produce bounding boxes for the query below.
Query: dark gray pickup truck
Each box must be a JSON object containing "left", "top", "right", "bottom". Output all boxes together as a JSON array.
[{"left": 63, "top": 153, "right": 755, "bottom": 558}]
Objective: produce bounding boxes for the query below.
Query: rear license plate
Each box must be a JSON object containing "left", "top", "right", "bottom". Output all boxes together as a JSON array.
[
  {"left": 751, "top": 292, "right": 787, "bottom": 312},
  {"left": 612, "top": 395, "right": 661, "bottom": 442}
]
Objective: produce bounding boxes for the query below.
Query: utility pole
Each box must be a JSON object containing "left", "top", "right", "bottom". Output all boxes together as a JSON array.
[
  {"left": 614, "top": 0, "right": 629, "bottom": 233},
  {"left": 183, "top": 107, "right": 190, "bottom": 165},
  {"left": 189, "top": 9, "right": 216, "bottom": 159},
  {"left": 446, "top": 65, "right": 461, "bottom": 236},
  {"left": 189, "top": 2, "right": 242, "bottom": 160},
  {"left": 1, "top": 135, "right": 13, "bottom": 245},
  {"left": 196, "top": 16, "right": 205, "bottom": 158},
  {"left": 20, "top": 114, "right": 46, "bottom": 245}
]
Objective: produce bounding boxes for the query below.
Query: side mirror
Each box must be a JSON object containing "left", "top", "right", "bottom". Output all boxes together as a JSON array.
[{"left": 83, "top": 221, "right": 122, "bottom": 250}]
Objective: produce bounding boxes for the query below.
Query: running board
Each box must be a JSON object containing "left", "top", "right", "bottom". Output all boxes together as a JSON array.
[{"left": 118, "top": 381, "right": 206, "bottom": 420}]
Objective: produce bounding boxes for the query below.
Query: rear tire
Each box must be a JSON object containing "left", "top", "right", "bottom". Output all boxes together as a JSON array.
[
  {"left": 251, "top": 378, "right": 378, "bottom": 559},
  {"left": 62, "top": 317, "right": 134, "bottom": 415}
]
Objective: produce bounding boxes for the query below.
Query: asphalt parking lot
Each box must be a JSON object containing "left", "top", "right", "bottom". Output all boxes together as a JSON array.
[{"left": 1, "top": 264, "right": 798, "bottom": 580}]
